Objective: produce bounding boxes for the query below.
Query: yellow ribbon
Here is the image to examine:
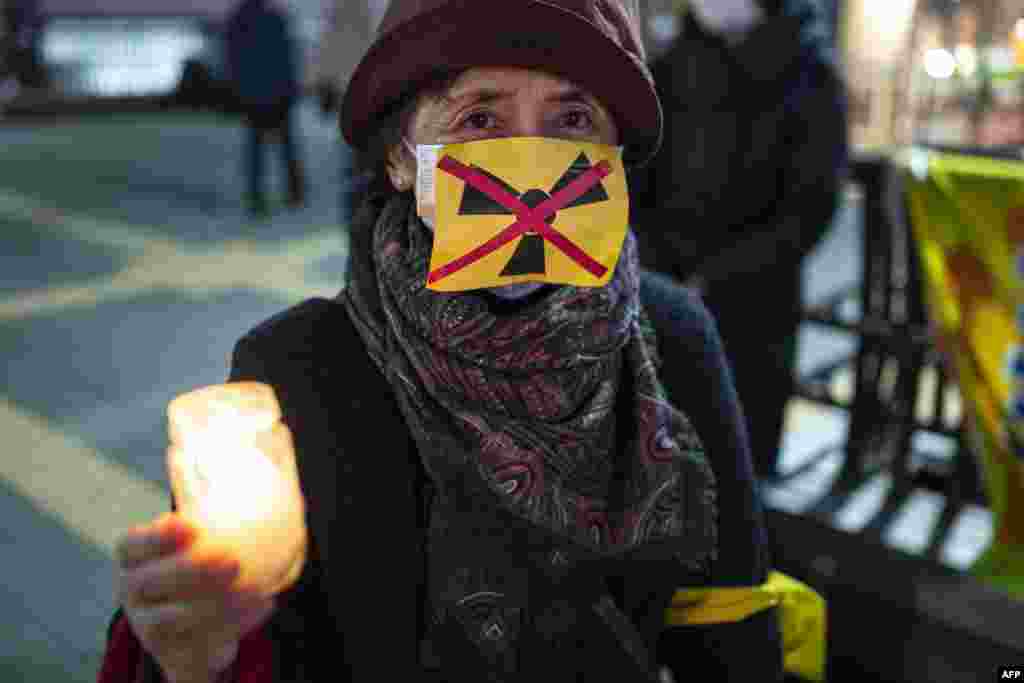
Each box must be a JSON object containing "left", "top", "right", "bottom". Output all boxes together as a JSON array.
[{"left": 665, "top": 571, "right": 827, "bottom": 682}]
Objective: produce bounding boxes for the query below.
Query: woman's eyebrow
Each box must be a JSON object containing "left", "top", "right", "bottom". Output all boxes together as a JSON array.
[
  {"left": 442, "top": 88, "right": 513, "bottom": 108},
  {"left": 441, "top": 87, "right": 594, "bottom": 109},
  {"left": 545, "top": 89, "right": 593, "bottom": 106}
]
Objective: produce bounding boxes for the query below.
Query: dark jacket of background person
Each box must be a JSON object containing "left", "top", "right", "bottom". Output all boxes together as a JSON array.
[
  {"left": 2, "top": 0, "right": 46, "bottom": 88},
  {"left": 98, "top": 269, "right": 781, "bottom": 682},
  {"left": 224, "top": 0, "right": 301, "bottom": 110},
  {"left": 223, "top": 0, "right": 307, "bottom": 214},
  {"left": 628, "top": 0, "right": 848, "bottom": 477}
]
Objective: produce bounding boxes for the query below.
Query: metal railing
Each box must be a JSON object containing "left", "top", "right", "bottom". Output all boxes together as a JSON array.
[{"left": 788, "top": 152, "right": 986, "bottom": 563}]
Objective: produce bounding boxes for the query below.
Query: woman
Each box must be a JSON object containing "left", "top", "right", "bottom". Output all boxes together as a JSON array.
[{"left": 100, "top": 1, "right": 782, "bottom": 681}]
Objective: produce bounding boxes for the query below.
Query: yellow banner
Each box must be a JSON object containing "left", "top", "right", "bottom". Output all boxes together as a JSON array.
[
  {"left": 423, "top": 137, "right": 629, "bottom": 292},
  {"left": 904, "top": 150, "right": 1024, "bottom": 596}
]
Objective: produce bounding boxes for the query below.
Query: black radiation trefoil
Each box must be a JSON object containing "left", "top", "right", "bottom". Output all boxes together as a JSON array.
[
  {"left": 455, "top": 153, "right": 610, "bottom": 276},
  {"left": 428, "top": 154, "right": 614, "bottom": 284}
]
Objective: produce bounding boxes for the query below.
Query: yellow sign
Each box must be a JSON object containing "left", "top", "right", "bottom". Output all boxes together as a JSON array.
[
  {"left": 905, "top": 150, "right": 1024, "bottom": 597},
  {"left": 423, "top": 137, "right": 629, "bottom": 292}
]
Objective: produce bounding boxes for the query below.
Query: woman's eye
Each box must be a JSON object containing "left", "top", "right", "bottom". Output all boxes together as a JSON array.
[
  {"left": 561, "top": 109, "right": 594, "bottom": 131},
  {"left": 460, "top": 111, "right": 497, "bottom": 130}
]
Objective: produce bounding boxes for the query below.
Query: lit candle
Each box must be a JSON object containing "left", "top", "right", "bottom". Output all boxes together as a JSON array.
[{"left": 167, "top": 382, "right": 307, "bottom": 596}]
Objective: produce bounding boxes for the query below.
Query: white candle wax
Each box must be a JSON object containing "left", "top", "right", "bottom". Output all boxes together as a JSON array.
[
  {"left": 174, "top": 400, "right": 280, "bottom": 530},
  {"left": 167, "top": 383, "right": 306, "bottom": 595}
]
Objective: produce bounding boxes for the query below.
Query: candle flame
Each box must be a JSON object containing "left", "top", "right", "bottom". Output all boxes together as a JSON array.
[{"left": 175, "top": 398, "right": 281, "bottom": 530}]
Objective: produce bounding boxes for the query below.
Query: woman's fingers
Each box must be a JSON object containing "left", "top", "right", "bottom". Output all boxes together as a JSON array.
[
  {"left": 158, "top": 636, "right": 238, "bottom": 683},
  {"left": 131, "top": 598, "right": 246, "bottom": 646},
  {"left": 115, "top": 512, "right": 279, "bottom": 682},
  {"left": 208, "top": 640, "right": 240, "bottom": 673},
  {"left": 115, "top": 513, "right": 197, "bottom": 570},
  {"left": 129, "top": 593, "right": 274, "bottom": 680},
  {"left": 231, "top": 593, "right": 277, "bottom": 635},
  {"left": 122, "top": 544, "right": 240, "bottom": 607}
]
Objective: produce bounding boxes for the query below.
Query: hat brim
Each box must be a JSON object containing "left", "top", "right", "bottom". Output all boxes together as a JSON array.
[{"left": 341, "top": 0, "right": 662, "bottom": 167}]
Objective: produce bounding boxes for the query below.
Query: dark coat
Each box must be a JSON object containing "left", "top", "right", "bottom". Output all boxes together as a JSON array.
[
  {"left": 224, "top": 0, "right": 301, "bottom": 109},
  {"left": 104, "top": 272, "right": 782, "bottom": 681},
  {"left": 628, "top": 0, "right": 847, "bottom": 475}
]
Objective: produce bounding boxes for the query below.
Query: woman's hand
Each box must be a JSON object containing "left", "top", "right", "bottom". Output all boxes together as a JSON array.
[{"left": 115, "top": 513, "right": 276, "bottom": 683}]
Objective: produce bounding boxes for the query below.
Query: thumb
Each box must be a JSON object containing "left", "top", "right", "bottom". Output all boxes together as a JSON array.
[
  {"left": 233, "top": 594, "right": 277, "bottom": 637},
  {"left": 209, "top": 640, "right": 239, "bottom": 674}
]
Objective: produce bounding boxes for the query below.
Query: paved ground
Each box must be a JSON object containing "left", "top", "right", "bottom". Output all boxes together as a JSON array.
[
  {"left": 0, "top": 103, "right": 349, "bottom": 682},
  {"left": 0, "top": 102, "right": 991, "bottom": 682}
]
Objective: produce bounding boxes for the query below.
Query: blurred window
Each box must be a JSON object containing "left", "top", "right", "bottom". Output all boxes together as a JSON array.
[
  {"left": 844, "top": 0, "right": 1024, "bottom": 149},
  {"left": 40, "top": 17, "right": 208, "bottom": 97}
]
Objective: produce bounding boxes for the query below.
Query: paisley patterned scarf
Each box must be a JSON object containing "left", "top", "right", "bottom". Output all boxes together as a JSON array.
[{"left": 342, "top": 192, "right": 716, "bottom": 680}]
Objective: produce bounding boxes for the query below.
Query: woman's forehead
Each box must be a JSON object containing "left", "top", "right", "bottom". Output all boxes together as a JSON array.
[
  {"left": 420, "top": 67, "right": 607, "bottom": 113},
  {"left": 447, "top": 67, "right": 587, "bottom": 98}
]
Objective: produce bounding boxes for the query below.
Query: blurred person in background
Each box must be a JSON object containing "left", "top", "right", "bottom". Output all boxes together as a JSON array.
[
  {"left": 97, "top": 1, "right": 793, "bottom": 681},
  {"left": 2, "top": 0, "right": 46, "bottom": 91},
  {"left": 629, "top": 0, "right": 848, "bottom": 480},
  {"left": 225, "top": 0, "right": 308, "bottom": 218},
  {"left": 311, "top": 0, "right": 388, "bottom": 228},
  {"left": 0, "top": 8, "right": 19, "bottom": 104}
]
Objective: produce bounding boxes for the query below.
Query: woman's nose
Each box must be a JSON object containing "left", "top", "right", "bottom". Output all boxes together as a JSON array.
[{"left": 505, "top": 112, "right": 547, "bottom": 138}]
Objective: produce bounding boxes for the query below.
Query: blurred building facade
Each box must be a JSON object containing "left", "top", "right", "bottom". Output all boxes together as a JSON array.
[
  {"left": 304, "top": 0, "right": 373, "bottom": 97},
  {"left": 636, "top": 0, "right": 1020, "bottom": 150},
  {"left": 20, "top": 0, "right": 234, "bottom": 97},
  {"left": 4, "top": 0, "right": 326, "bottom": 99},
  {"left": 306, "top": 0, "right": 702, "bottom": 97},
  {"left": 12, "top": 0, "right": 1018, "bottom": 149},
  {"left": 844, "top": 0, "right": 1024, "bottom": 148}
]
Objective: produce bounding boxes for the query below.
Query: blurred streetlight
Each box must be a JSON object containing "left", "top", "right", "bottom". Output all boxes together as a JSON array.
[
  {"left": 924, "top": 48, "right": 957, "bottom": 80},
  {"left": 918, "top": 48, "right": 957, "bottom": 144}
]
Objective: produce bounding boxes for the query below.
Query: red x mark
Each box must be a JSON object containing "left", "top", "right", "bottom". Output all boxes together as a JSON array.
[{"left": 427, "top": 155, "right": 613, "bottom": 285}]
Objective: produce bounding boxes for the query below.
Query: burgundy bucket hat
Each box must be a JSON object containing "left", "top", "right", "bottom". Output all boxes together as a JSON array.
[{"left": 340, "top": 0, "right": 663, "bottom": 167}]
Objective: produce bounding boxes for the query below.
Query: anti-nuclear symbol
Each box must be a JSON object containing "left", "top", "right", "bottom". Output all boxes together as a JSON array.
[{"left": 455, "top": 152, "right": 611, "bottom": 276}]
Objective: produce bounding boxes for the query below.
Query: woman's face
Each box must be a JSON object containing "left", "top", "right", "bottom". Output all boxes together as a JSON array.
[{"left": 386, "top": 67, "right": 620, "bottom": 192}]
